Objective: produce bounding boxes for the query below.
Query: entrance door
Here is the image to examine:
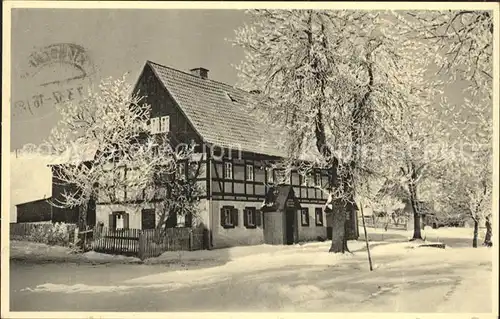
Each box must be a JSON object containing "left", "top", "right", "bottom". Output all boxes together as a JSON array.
[{"left": 285, "top": 208, "right": 295, "bottom": 245}]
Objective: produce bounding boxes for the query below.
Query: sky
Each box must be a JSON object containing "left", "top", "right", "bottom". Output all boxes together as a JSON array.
[
  {"left": 9, "top": 8, "right": 475, "bottom": 152},
  {"left": 10, "top": 9, "right": 249, "bottom": 150},
  {"left": 7, "top": 8, "right": 488, "bottom": 221}
]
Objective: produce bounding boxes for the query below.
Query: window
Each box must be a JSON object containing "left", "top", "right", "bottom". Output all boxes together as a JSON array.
[
  {"left": 220, "top": 206, "right": 238, "bottom": 228},
  {"left": 109, "top": 211, "right": 129, "bottom": 230},
  {"left": 315, "top": 173, "right": 322, "bottom": 186},
  {"left": 266, "top": 167, "right": 274, "bottom": 183},
  {"left": 315, "top": 207, "right": 324, "bottom": 226},
  {"left": 224, "top": 162, "right": 233, "bottom": 179},
  {"left": 301, "top": 208, "right": 310, "bottom": 226},
  {"left": 244, "top": 207, "right": 256, "bottom": 228},
  {"left": 155, "top": 187, "right": 167, "bottom": 200},
  {"left": 150, "top": 118, "right": 159, "bottom": 134},
  {"left": 301, "top": 174, "right": 312, "bottom": 187},
  {"left": 177, "top": 162, "right": 186, "bottom": 180},
  {"left": 346, "top": 210, "right": 351, "bottom": 221},
  {"left": 177, "top": 214, "right": 186, "bottom": 227},
  {"left": 275, "top": 170, "right": 286, "bottom": 184},
  {"left": 150, "top": 116, "right": 169, "bottom": 134},
  {"left": 143, "top": 186, "right": 155, "bottom": 201},
  {"left": 246, "top": 164, "right": 254, "bottom": 181},
  {"left": 160, "top": 116, "right": 169, "bottom": 133}
]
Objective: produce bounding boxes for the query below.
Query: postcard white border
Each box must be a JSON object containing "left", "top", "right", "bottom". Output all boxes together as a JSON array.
[{"left": 2, "top": 2, "right": 499, "bottom": 319}]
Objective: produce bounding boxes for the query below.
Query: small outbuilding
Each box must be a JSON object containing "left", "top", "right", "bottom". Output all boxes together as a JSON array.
[{"left": 260, "top": 185, "right": 302, "bottom": 245}]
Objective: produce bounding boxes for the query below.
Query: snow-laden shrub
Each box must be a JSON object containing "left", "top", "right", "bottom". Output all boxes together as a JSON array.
[
  {"left": 27, "top": 222, "right": 74, "bottom": 246},
  {"left": 47, "top": 222, "right": 71, "bottom": 246},
  {"left": 28, "top": 225, "right": 50, "bottom": 243}
]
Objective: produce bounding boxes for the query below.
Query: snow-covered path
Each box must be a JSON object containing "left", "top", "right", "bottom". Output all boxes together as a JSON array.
[{"left": 10, "top": 234, "right": 493, "bottom": 313}]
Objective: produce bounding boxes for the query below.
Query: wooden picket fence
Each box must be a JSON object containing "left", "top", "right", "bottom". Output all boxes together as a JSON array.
[
  {"left": 92, "top": 228, "right": 141, "bottom": 256},
  {"left": 91, "top": 226, "right": 205, "bottom": 260},
  {"left": 363, "top": 216, "right": 408, "bottom": 231}
]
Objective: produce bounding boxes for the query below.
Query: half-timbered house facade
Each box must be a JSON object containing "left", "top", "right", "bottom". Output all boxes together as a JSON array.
[{"left": 93, "top": 61, "right": 359, "bottom": 249}]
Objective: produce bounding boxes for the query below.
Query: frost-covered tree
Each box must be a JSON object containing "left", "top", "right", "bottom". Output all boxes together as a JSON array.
[
  {"left": 436, "top": 101, "right": 492, "bottom": 248},
  {"left": 376, "top": 79, "right": 453, "bottom": 240},
  {"left": 48, "top": 75, "right": 201, "bottom": 233},
  {"left": 400, "top": 10, "right": 493, "bottom": 95},
  {"left": 397, "top": 10, "right": 493, "bottom": 243},
  {"left": 233, "top": 9, "right": 441, "bottom": 250}
]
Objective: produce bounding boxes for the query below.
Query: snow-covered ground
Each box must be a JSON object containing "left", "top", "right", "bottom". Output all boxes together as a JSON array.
[
  {"left": 10, "top": 241, "right": 141, "bottom": 264},
  {"left": 10, "top": 226, "right": 494, "bottom": 312}
]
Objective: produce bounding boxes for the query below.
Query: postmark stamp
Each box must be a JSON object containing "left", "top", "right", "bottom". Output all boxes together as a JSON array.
[{"left": 12, "top": 43, "right": 97, "bottom": 119}]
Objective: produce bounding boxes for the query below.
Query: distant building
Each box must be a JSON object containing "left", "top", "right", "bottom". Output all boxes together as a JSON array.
[{"left": 15, "top": 198, "right": 52, "bottom": 223}]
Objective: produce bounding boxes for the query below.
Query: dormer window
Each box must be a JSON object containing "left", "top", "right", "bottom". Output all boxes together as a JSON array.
[
  {"left": 151, "top": 116, "right": 169, "bottom": 134},
  {"left": 225, "top": 92, "right": 237, "bottom": 103},
  {"left": 151, "top": 118, "right": 159, "bottom": 134}
]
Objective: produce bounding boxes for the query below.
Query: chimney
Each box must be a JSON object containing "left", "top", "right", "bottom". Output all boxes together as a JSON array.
[{"left": 190, "top": 67, "right": 209, "bottom": 79}]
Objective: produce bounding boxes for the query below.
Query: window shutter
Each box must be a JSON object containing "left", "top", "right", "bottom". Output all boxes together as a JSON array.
[
  {"left": 123, "top": 213, "right": 129, "bottom": 229},
  {"left": 256, "top": 210, "right": 262, "bottom": 227},
  {"left": 109, "top": 214, "right": 115, "bottom": 230},
  {"left": 185, "top": 212, "right": 192, "bottom": 228},
  {"left": 220, "top": 208, "right": 225, "bottom": 227},
  {"left": 232, "top": 208, "right": 239, "bottom": 227},
  {"left": 165, "top": 210, "right": 176, "bottom": 228},
  {"left": 243, "top": 209, "right": 249, "bottom": 227}
]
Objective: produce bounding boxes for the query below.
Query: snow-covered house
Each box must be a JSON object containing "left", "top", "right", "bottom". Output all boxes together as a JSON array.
[{"left": 55, "top": 61, "right": 359, "bottom": 249}]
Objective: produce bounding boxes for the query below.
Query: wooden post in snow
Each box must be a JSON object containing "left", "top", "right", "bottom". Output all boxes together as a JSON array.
[
  {"left": 73, "top": 227, "right": 79, "bottom": 247},
  {"left": 360, "top": 204, "right": 373, "bottom": 271},
  {"left": 138, "top": 231, "right": 146, "bottom": 260},
  {"left": 189, "top": 229, "right": 194, "bottom": 251}
]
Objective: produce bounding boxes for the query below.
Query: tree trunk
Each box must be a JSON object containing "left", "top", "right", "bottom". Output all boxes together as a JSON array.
[
  {"left": 79, "top": 202, "right": 88, "bottom": 230},
  {"left": 408, "top": 182, "right": 423, "bottom": 240},
  {"left": 473, "top": 219, "right": 479, "bottom": 248},
  {"left": 411, "top": 210, "right": 422, "bottom": 240},
  {"left": 483, "top": 219, "right": 492, "bottom": 246},
  {"left": 329, "top": 205, "right": 346, "bottom": 253},
  {"left": 78, "top": 201, "right": 88, "bottom": 250},
  {"left": 308, "top": 12, "right": 352, "bottom": 254}
]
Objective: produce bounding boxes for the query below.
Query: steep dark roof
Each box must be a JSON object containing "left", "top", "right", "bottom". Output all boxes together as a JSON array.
[
  {"left": 16, "top": 197, "right": 52, "bottom": 207},
  {"left": 147, "top": 61, "right": 287, "bottom": 158}
]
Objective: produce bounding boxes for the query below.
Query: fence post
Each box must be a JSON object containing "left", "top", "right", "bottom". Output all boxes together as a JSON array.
[
  {"left": 138, "top": 231, "right": 145, "bottom": 261},
  {"left": 189, "top": 229, "right": 193, "bottom": 251}
]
